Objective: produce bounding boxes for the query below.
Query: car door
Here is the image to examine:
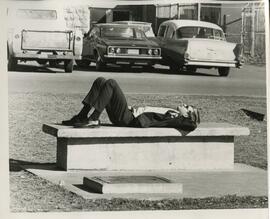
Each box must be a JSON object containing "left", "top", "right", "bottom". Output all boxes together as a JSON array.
[
  {"left": 165, "top": 27, "right": 188, "bottom": 65},
  {"left": 157, "top": 25, "right": 169, "bottom": 58}
]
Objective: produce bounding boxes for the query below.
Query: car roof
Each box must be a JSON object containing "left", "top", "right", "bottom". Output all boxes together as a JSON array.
[
  {"left": 160, "top": 19, "right": 223, "bottom": 30},
  {"left": 113, "top": 21, "right": 152, "bottom": 26},
  {"left": 94, "top": 23, "right": 141, "bottom": 28}
]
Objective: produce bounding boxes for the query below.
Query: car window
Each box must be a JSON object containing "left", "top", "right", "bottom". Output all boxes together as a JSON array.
[
  {"left": 16, "top": 9, "right": 57, "bottom": 20},
  {"left": 213, "top": 29, "right": 226, "bottom": 40},
  {"left": 158, "top": 25, "right": 167, "bottom": 38},
  {"left": 100, "top": 26, "right": 146, "bottom": 39},
  {"left": 165, "top": 26, "right": 174, "bottom": 39},
  {"left": 142, "top": 26, "right": 155, "bottom": 37},
  {"left": 176, "top": 26, "right": 225, "bottom": 40}
]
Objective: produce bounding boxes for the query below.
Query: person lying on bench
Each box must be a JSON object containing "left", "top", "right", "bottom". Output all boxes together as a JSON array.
[{"left": 62, "top": 77, "right": 200, "bottom": 131}]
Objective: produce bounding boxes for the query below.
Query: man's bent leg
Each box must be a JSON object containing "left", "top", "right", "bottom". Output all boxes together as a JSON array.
[
  {"left": 82, "top": 77, "right": 106, "bottom": 106},
  {"left": 91, "top": 79, "right": 134, "bottom": 126}
]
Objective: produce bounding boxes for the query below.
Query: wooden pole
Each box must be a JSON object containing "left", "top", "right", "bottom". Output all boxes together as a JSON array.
[{"left": 197, "top": 3, "right": 201, "bottom": 21}]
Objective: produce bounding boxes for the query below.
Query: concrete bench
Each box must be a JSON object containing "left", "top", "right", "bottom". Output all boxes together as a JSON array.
[{"left": 42, "top": 123, "right": 249, "bottom": 171}]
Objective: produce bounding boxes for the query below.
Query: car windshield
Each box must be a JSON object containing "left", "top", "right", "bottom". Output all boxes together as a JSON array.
[
  {"left": 16, "top": 9, "right": 57, "bottom": 20},
  {"left": 140, "top": 26, "right": 155, "bottom": 37},
  {"left": 176, "top": 26, "right": 225, "bottom": 40},
  {"left": 100, "top": 26, "right": 146, "bottom": 40}
]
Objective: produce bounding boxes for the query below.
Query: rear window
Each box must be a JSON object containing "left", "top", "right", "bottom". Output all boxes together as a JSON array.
[
  {"left": 16, "top": 9, "right": 57, "bottom": 20},
  {"left": 176, "top": 26, "right": 225, "bottom": 40}
]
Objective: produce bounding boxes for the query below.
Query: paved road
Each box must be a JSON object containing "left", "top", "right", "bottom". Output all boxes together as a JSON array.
[{"left": 8, "top": 62, "right": 267, "bottom": 97}]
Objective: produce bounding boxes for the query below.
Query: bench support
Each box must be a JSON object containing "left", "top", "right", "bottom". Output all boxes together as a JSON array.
[{"left": 57, "top": 136, "right": 234, "bottom": 171}]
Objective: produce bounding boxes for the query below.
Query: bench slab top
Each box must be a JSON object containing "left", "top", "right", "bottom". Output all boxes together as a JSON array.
[{"left": 42, "top": 123, "right": 250, "bottom": 138}]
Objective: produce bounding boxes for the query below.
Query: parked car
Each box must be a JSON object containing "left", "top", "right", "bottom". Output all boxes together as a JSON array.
[
  {"left": 7, "top": 5, "right": 83, "bottom": 73},
  {"left": 76, "top": 23, "right": 161, "bottom": 70},
  {"left": 113, "top": 21, "right": 155, "bottom": 38},
  {"left": 157, "top": 20, "right": 243, "bottom": 76}
]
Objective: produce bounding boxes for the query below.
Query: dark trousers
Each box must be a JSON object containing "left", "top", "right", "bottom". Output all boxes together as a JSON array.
[{"left": 82, "top": 77, "right": 134, "bottom": 126}]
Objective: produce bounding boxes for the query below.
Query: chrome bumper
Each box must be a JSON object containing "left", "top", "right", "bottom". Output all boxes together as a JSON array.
[
  {"left": 13, "top": 53, "right": 81, "bottom": 60},
  {"left": 185, "top": 59, "right": 241, "bottom": 68},
  {"left": 104, "top": 54, "right": 162, "bottom": 60}
]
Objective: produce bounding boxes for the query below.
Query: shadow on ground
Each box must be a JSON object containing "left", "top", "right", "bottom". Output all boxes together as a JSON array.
[
  {"left": 9, "top": 158, "right": 56, "bottom": 172},
  {"left": 74, "top": 64, "right": 220, "bottom": 77}
]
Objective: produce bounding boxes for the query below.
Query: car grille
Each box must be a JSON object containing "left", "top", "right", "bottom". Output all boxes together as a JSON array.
[{"left": 107, "top": 46, "right": 161, "bottom": 56}]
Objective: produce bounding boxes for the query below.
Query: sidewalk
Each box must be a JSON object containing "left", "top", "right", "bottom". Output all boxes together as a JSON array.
[{"left": 24, "top": 163, "right": 267, "bottom": 200}]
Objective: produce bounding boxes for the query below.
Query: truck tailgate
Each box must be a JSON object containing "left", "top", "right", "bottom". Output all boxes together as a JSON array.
[{"left": 22, "top": 30, "right": 72, "bottom": 50}]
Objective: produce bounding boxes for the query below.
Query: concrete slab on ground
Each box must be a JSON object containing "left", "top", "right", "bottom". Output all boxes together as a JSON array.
[
  {"left": 83, "top": 176, "right": 183, "bottom": 194},
  {"left": 23, "top": 164, "right": 267, "bottom": 200}
]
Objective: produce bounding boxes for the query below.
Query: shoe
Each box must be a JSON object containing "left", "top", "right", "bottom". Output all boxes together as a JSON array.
[
  {"left": 73, "top": 119, "right": 100, "bottom": 128},
  {"left": 62, "top": 115, "right": 84, "bottom": 126}
]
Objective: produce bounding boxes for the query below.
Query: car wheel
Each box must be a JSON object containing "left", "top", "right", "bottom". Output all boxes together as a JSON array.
[
  {"left": 218, "top": 67, "right": 230, "bottom": 77},
  {"left": 169, "top": 63, "right": 181, "bottom": 73},
  {"left": 64, "top": 59, "right": 74, "bottom": 73},
  {"left": 186, "top": 66, "right": 197, "bottom": 73},
  {"left": 37, "top": 60, "right": 48, "bottom": 65},
  {"left": 49, "top": 60, "right": 59, "bottom": 67},
  {"left": 95, "top": 53, "right": 106, "bottom": 71},
  {"left": 143, "top": 65, "right": 154, "bottom": 72},
  {"left": 8, "top": 57, "right": 17, "bottom": 71},
  {"left": 76, "top": 59, "right": 91, "bottom": 67}
]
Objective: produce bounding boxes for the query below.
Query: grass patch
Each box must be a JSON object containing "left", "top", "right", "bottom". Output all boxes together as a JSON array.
[{"left": 9, "top": 92, "right": 267, "bottom": 211}]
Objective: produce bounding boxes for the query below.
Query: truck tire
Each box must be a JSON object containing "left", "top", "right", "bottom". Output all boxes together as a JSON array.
[
  {"left": 76, "top": 59, "right": 91, "bottom": 67},
  {"left": 8, "top": 57, "right": 17, "bottom": 71},
  {"left": 218, "top": 67, "right": 230, "bottom": 77},
  {"left": 49, "top": 60, "right": 58, "bottom": 67},
  {"left": 64, "top": 59, "right": 74, "bottom": 73}
]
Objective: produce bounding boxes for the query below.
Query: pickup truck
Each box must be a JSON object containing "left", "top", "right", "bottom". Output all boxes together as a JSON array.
[{"left": 7, "top": 6, "right": 83, "bottom": 73}]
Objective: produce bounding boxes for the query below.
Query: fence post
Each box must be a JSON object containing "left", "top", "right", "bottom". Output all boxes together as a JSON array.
[{"left": 251, "top": 3, "right": 255, "bottom": 57}]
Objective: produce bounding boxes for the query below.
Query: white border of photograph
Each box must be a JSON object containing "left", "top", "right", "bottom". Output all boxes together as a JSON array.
[{"left": 1, "top": 0, "right": 269, "bottom": 219}]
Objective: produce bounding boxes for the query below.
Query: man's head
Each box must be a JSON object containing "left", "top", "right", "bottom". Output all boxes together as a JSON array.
[{"left": 177, "top": 104, "right": 200, "bottom": 125}]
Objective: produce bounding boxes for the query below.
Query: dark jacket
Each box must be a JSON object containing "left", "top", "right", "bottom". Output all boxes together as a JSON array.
[{"left": 130, "top": 112, "right": 197, "bottom": 131}]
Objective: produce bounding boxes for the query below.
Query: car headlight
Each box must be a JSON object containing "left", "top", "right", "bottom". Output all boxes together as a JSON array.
[
  {"left": 76, "top": 36, "right": 81, "bottom": 41},
  {"left": 148, "top": 49, "right": 152, "bottom": 55},
  {"left": 153, "top": 49, "right": 159, "bottom": 55},
  {"left": 116, "top": 48, "right": 121, "bottom": 54},
  {"left": 108, "top": 47, "right": 115, "bottom": 54}
]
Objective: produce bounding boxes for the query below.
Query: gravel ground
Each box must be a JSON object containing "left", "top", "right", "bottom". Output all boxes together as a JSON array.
[{"left": 9, "top": 92, "right": 267, "bottom": 211}]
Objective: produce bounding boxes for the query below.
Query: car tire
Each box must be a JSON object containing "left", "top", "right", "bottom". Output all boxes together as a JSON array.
[
  {"left": 186, "top": 66, "right": 197, "bottom": 73},
  {"left": 8, "top": 57, "right": 17, "bottom": 71},
  {"left": 76, "top": 59, "right": 91, "bottom": 67},
  {"left": 143, "top": 65, "right": 154, "bottom": 72},
  {"left": 95, "top": 53, "right": 106, "bottom": 71},
  {"left": 37, "top": 60, "right": 48, "bottom": 65},
  {"left": 64, "top": 59, "right": 74, "bottom": 73},
  {"left": 169, "top": 63, "right": 181, "bottom": 73},
  {"left": 218, "top": 67, "right": 230, "bottom": 77}
]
